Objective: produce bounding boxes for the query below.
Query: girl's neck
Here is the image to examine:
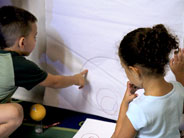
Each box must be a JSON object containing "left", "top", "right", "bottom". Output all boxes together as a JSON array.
[{"left": 143, "top": 77, "right": 173, "bottom": 96}]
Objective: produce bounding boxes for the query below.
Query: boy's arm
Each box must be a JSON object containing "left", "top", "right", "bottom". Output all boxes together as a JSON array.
[
  {"left": 170, "top": 48, "right": 184, "bottom": 86},
  {"left": 112, "top": 82, "right": 137, "bottom": 138},
  {"left": 39, "top": 70, "right": 88, "bottom": 89}
]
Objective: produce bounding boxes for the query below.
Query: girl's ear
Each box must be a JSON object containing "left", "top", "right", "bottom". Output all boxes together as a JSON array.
[
  {"left": 18, "top": 37, "right": 25, "bottom": 50},
  {"left": 128, "top": 66, "right": 141, "bottom": 77}
]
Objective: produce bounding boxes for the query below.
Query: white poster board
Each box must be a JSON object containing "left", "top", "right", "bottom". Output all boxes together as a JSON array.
[
  {"left": 73, "top": 118, "right": 116, "bottom": 138},
  {"left": 44, "top": 0, "right": 184, "bottom": 120}
]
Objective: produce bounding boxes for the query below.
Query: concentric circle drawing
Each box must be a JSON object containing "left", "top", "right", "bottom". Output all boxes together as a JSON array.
[
  {"left": 80, "top": 57, "right": 127, "bottom": 116},
  {"left": 96, "top": 88, "right": 118, "bottom": 115},
  {"left": 43, "top": 41, "right": 128, "bottom": 120}
]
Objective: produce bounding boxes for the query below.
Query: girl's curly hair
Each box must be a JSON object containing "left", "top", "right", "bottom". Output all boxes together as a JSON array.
[{"left": 119, "top": 24, "right": 178, "bottom": 76}]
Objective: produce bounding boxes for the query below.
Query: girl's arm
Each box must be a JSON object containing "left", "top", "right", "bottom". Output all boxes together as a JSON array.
[
  {"left": 112, "top": 82, "right": 138, "bottom": 138},
  {"left": 112, "top": 103, "right": 137, "bottom": 138}
]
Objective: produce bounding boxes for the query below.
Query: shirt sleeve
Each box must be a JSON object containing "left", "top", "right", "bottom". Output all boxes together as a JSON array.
[
  {"left": 13, "top": 56, "right": 48, "bottom": 90},
  {"left": 126, "top": 102, "right": 147, "bottom": 131}
]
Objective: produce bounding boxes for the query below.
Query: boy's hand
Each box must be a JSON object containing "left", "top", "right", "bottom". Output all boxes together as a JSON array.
[
  {"left": 73, "top": 69, "right": 88, "bottom": 89},
  {"left": 170, "top": 48, "right": 184, "bottom": 85},
  {"left": 123, "top": 81, "right": 138, "bottom": 105}
]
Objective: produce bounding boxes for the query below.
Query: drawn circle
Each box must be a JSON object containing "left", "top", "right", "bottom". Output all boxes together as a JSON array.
[
  {"left": 80, "top": 57, "right": 126, "bottom": 117},
  {"left": 96, "top": 88, "right": 118, "bottom": 115},
  {"left": 81, "top": 133, "right": 99, "bottom": 138}
]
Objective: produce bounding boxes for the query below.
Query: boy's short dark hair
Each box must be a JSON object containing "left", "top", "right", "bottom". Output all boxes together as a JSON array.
[{"left": 0, "top": 6, "right": 37, "bottom": 49}]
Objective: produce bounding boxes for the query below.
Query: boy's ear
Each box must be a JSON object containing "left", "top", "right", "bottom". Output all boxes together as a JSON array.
[{"left": 18, "top": 37, "right": 25, "bottom": 49}]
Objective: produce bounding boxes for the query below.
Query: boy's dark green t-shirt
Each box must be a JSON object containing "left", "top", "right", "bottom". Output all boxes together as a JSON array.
[{"left": 0, "top": 50, "right": 48, "bottom": 103}]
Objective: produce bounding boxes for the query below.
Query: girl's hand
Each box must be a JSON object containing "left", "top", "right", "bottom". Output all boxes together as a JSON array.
[
  {"left": 130, "top": 83, "right": 140, "bottom": 94},
  {"left": 170, "top": 48, "right": 184, "bottom": 76},
  {"left": 170, "top": 48, "right": 184, "bottom": 86},
  {"left": 123, "top": 81, "right": 138, "bottom": 104}
]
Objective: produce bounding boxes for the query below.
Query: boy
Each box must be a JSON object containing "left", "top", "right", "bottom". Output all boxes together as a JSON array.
[{"left": 0, "top": 5, "right": 88, "bottom": 138}]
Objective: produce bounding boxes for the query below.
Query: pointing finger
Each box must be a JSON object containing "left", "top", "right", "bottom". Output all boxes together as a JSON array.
[{"left": 80, "top": 69, "right": 88, "bottom": 76}]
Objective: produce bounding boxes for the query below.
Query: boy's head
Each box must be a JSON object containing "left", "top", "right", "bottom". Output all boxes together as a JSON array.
[{"left": 0, "top": 6, "right": 37, "bottom": 55}]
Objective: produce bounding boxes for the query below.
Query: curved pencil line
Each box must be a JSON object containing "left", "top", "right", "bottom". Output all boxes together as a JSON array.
[
  {"left": 48, "top": 35, "right": 125, "bottom": 85},
  {"left": 81, "top": 56, "right": 124, "bottom": 85}
]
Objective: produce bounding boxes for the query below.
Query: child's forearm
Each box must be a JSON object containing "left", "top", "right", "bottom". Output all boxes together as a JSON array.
[
  {"left": 39, "top": 73, "right": 77, "bottom": 88},
  {"left": 40, "top": 71, "right": 87, "bottom": 89},
  {"left": 113, "top": 101, "right": 129, "bottom": 137},
  {"left": 112, "top": 82, "right": 138, "bottom": 138},
  {"left": 49, "top": 75, "right": 77, "bottom": 88}
]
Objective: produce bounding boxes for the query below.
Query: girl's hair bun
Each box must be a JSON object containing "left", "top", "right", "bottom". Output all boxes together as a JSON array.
[
  {"left": 119, "top": 24, "right": 178, "bottom": 76},
  {"left": 146, "top": 24, "right": 178, "bottom": 52}
]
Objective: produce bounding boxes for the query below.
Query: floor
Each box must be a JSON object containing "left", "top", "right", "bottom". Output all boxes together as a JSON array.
[{"left": 10, "top": 100, "right": 116, "bottom": 138}]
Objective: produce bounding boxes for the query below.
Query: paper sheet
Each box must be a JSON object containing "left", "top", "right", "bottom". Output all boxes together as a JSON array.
[
  {"left": 73, "top": 118, "right": 116, "bottom": 138},
  {"left": 44, "top": 0, "right": 184, "bottom": 120}
]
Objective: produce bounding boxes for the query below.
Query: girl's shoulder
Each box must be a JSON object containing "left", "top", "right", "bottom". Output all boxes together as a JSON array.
[{"left": 170, "top": 81, "right": 184, "bottom": 89}]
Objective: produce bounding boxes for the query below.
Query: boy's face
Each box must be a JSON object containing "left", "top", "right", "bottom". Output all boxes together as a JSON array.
[{"left": 23, "top": 23, "right": 37, "bottom": 56}]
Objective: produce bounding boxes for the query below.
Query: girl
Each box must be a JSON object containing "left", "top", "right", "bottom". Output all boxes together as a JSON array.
[{"left": 112, "top": 24, "right": 184, "bottom": 138}]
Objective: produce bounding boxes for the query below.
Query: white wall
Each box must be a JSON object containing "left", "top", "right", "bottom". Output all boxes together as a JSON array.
[{"left": 43, "top": 0, "right": 184, "bottom": 120}]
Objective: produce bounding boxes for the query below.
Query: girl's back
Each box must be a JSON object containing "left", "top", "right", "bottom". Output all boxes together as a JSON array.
[{"left": 127, "top": 81, "right": 184, "bottom": 138}]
